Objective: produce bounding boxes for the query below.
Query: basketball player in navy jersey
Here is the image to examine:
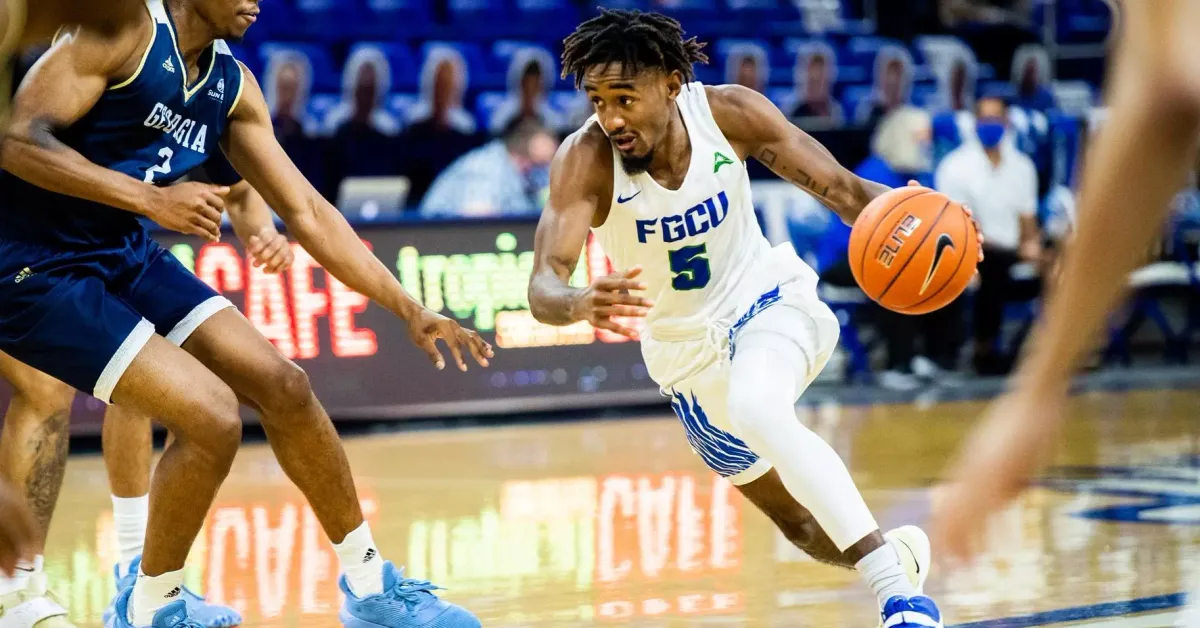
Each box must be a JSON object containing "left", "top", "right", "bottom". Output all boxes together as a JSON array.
[
  {"left": 529, "top": 10, "right": 983, "bottom": 627},
  {"left": 0, "top": 154, "right": 288, "bottom": 628},
  {"left": 0, "top": 1, "right": 491, "bottom": 628}
]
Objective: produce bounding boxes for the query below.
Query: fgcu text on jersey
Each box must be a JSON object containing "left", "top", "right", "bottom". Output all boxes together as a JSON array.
[{"left": 635, "top": 191, "right": 729, "bottom": 244}]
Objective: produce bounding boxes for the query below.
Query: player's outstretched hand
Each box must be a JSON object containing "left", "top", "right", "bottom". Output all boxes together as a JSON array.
[
  {"left": 571, "top": 266, "right": 654, "bottom": 340},
  {"left": 146, "top": 182, "right": 230, "bottom": 242},
  {"left": 246, "top": 228, "right": 293, "bottom": 274},
  {"left": 931, "top": 387, "right": 1066, "bottom": 566},
  {"left": 0, "top": 479, "right": 34, "bottom": 577},
  {"left": 406, "top": 308, "right": 495, "bottom": 371},
  {"left": 906, "top": 180, "right": 985, "bottom": 263}
]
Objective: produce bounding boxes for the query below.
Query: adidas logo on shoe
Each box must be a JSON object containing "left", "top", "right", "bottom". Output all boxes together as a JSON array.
[
  {"left": 165, "top": 587, "right": 182, "bottom": 598},
  {"left": 363, "top": 548, "right": 377, "bottom": 563}
]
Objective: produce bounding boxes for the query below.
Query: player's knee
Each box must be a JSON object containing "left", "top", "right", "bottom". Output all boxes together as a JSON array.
[
  {"left": 727, "top": 385, "right": 786, "bottom": 437},
  {"left": 8, "top": 371, "right": 75, "bottom": 420},
  {"left": 256, "top": 360, "right": 314, "bottom": 417},
  {"left": 189, "top": 385, "right": 242, "bottom": 467}
]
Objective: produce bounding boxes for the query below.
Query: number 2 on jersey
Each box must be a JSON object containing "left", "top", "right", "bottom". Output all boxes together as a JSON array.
[
  {"left": 144, "top": 147, "right": 174, "bottom": 183},
  {"left": 668, "top": 244, "right": 711, "bottom": 290}
]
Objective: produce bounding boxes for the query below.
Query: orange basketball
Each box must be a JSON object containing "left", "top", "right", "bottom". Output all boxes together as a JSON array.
[{"left": 847, "top": 186, "right": 979, "bottom": 315}]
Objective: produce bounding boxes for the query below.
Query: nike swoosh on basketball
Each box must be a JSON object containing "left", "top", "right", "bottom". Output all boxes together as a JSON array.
[
  {"left": 617, "top": 190, "right": 641, "bottom": 203},
  {"left": 919, "top": 233, "right": 955, "bottom": 296}
]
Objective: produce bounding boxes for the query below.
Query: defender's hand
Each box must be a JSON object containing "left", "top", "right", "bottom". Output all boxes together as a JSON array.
[
  {"left": 0, "top": 480, "right": 34, "bottom": 577},
  {"left": 932, "top": 387, "right": 1066, "bottom": 566},
  {"left": 406, "top": 309, "right": 494, "bottom": 371},
  {"left": 145, "top": 182, "right": 228, "bottom": 242},
  {"left": 571, "top": 266, "right": 654, "bottom": 340},
  {"left": 246, "top": 228, "right": 293, "bottom": 274}
]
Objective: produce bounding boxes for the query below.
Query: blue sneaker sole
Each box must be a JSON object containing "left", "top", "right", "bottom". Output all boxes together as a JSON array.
[{"left": 338, "top": 610, "right": 481, "bottom": 628}]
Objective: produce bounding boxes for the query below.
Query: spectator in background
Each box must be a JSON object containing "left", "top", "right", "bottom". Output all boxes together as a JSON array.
[
  {"left": 263, "top": 49, "right": 324, "bottom": 190},
  {"left": 324, "top": 47, "right": 403, "bottom": 203},
  {"left": 265, "top": 50, "right": 319, "bottom": 141},
  {"left": 786, "top": 42, "right": 844, "bottom": 129},
  {"left": 928, "top": 43, "right": 979, "bottom": 163},
  {"left": 936, "top": 93, "right": 1041, "bottom": 375},
  {"left": 724, "top": 43, "right": 769, "bottom": 94},
  {"left": 324, "top": 46, "right": 402, "bottom": 137},
  {"left": 402, "top": 46, "right": 481, "bottom": 206},
  {"left": 817, "top": 107, "right": 962, "bottom": 390},
  {"left": 420, "top": 118, "right": 559, "bottom": 218},
  {"left": 488, "top": 47, "right": 566, "bottom": 135},
  {"left": 1010, "top": 44, "right": 1057, "bottom": 112},
  {"left": 939, "top": 0, "right": 1038, "bottom": 80},
  {"left": 930, "top": 44, "right": 977, "bottom": 114},
  {"left": 855, "top": 45, "right": 913, "bottom": 130}
]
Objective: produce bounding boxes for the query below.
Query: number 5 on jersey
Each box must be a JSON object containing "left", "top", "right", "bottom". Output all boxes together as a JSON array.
[{"left": 669, "top": 244, "right": 711, "bottom": 290}]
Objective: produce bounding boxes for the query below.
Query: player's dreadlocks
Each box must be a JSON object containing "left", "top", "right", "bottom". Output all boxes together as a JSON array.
[{"left": 560, "top": 8, "right": 709, "bottom": 89}]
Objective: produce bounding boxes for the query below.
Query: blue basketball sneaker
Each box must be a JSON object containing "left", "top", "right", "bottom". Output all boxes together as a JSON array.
[
  {"left": 880, "top": 596, "right": 944, "bottom": 628},
  {"left": 105, "top": 588, "right": 206, "bottom": 628},
  {"left": 102, "top": 557, "right": 241, "bottom": 628},
  {"left": 338, "top": 562, "right": 480, "bottom": 628}
]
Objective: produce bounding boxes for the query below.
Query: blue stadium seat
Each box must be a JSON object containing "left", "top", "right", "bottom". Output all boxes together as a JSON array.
[
  {"left": 292, "top": 0, "right": 369, "bottom": 41},
  {"left": 387, "top": 93, "right": 422, "bottom": 125},
  {"left": 474, "top": 91, "right": 508, "bottom": 129},
  {"left": 508, "top": 0, "right": 580, "bottom": 36},
  {"left": 242, "top": 0, "right": 301, "bottom": 43},
  {"left": 583, "top": 0, "right": 649, "bottom": 10},
  {"left": 910, "top": 80, "right": 939, "bottom": 108},
  {"left": 447, "top": 0, "right": 506, "bottom": 37},
  {"left": 348, "top": 43, "right": 419, "bottom": 92},
  {"left": 258, "top": 42, "right": 340, "bottom": 93},
  {"left": 1055, "top": 0, "right": 1114, "bottom": 43},
  {"left": 308, "top": 93, "right": 341, "bottom": 129},
  {"left": 839, "top": 84, "right": 873, "bottom": 121},
  {"left": 363, "top": 0, "right": 431, "bottom": 38}
]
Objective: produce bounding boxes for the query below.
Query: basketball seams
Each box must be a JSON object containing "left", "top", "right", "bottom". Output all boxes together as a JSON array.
[
  {"left": 877, "top": 200, "right": 951, "bottom": 303},
  {"left": 907, "top": 209, "right": 974, "bottom": 312},
  {"left": 854, "top": 190, "right": 934, "bottom": 286}
]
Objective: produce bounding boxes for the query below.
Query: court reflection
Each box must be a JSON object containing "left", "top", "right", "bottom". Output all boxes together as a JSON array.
[{"left": 39, "top": 389, "right": 1200, "bottom": 626}]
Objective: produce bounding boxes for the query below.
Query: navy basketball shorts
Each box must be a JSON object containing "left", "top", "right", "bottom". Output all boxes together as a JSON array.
[{"left": 0, "top": 229, "right": 233, "bottom": 403}]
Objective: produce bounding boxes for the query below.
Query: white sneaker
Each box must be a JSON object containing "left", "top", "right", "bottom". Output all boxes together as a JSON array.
[
  {"left": 911, "top": 357, "right": 964, "bottom": 388},
  {"left": 911, "top": 356, "right": 941, "bottom": 380},
  {"left": 887, "top": 525, "right": 932, "bottom": 592},
  {"left": 0, "top": 573, "right": 76, "bottom": 627},
  {"left": 879, "top": 370, "right": 922, "bottom": 392},
  {"left": 876, "top": 526, "right": 933, "bottom": 628}
]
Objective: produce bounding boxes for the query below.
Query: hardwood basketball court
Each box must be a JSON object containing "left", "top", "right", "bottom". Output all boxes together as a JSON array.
[{"left": 40, "top": 386, "right": 1200, "bottom": 627}]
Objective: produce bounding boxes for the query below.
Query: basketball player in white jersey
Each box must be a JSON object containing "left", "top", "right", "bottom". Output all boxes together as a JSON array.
[{"left": 530, "top": 10, "right": 976, "bottom": 627}]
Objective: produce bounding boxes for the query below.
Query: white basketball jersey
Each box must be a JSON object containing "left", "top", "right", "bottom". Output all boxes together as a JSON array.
[{"left": 591, "top": 83, "right": 777, "bottom": 338}]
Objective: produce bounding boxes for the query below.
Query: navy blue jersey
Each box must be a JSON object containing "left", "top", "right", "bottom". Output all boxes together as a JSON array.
[{"left": 0, "top": 0, "right": 245, "bottom": 247}]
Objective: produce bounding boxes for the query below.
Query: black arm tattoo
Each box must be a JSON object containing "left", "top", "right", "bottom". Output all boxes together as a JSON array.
[
  {"left": 757, "top": 147, "right": 885, "bottom": 224},
  {"left": 757, "top": 148, "right": 832, "bottom": 199}
]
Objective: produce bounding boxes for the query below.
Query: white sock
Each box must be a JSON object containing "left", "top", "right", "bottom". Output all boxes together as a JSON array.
[
  {"left": 131, "top": 567, "right": 185, "bottom": 626},
  {"left": 856, "top": 543, "right": 917, "bottom": 607},
  {"left": 727, "top": 307, "right": 880, "bottom": 551},
  {"left": 0, "top": 555, "right": 42, "bottom": 596},
  {"left": 332, "top": 522, "right": 384, "bottom": 598},
  {"left": 112, "top": 494, "right": 149, "bottom": 574}
]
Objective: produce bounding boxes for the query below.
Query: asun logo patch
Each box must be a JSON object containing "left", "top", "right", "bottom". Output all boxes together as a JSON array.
[{"left": 207, "top": 78, "right": 225, "bottom": 101}]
